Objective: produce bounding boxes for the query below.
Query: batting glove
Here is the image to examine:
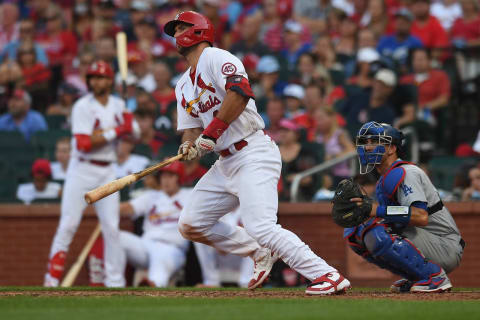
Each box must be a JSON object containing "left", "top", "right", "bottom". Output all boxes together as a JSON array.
[
  {"left": 195, "top": 134, "right": 216, "bottom": 158},
  {"left": 178, "top": 141, "right": 198, "bottom": 161}
]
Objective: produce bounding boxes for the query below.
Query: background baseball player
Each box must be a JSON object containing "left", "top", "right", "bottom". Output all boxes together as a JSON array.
[
  {"left": 44, "top": 61, "right": 140, "bottom": 287},
  {"left": 193, "top": 207, "right": 254, "bottom": 288},
  {"left": 118, "top": 162, "right": 190, "bottom": 287},
  {"left": 164, "top": 11, "right": 350, "bottom": 295},
  {"left": 340, "top": 121, "right": 464, "bottom": 292}
]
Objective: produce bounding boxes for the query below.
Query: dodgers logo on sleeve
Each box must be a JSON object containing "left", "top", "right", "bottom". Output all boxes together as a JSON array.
[
  {"left": 400, "top": 184, "right": 413, "bottom": 197},
  {"left": 221, "top": 62, "right": 237, "bottom": 75}
]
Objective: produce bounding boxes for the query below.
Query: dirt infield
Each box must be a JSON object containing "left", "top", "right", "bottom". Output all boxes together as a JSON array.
[{"left": 1, "top": 289, "right": 479, "bottom": 301}]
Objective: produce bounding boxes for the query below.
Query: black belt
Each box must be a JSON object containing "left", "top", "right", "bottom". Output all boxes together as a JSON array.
[
  {"left": 460, "top": 238, "right": 466, "bottom": 250},
  {"left": 427, "top": 200, "right": 444, "bottom": 215}
]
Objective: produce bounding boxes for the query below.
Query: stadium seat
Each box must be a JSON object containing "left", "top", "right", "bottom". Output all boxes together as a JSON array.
[
  {"left": 45, "top": 114, "right": 68, "bottom": 130},
  {"left": 428, "top": 156, "right": 477, "bottom": 191},
  {"left": 0, "top": 160, "right": 17, "bottom": 202},
  {"left": 31, "top": 130, "right": 71, "bottom": 160},
  {"left": 0, "top": 131, "right": 36, "bottom": 185}
]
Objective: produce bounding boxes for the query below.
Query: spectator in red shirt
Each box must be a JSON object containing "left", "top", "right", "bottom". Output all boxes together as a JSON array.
[
  {"left": 450, "top": 0, "right": 480, "bottom": 83},
  {"left": 264, "top": 96, "right": 286, "bottom": 143},
  {"left": 128, "top": 17, "right": 176, "bottom": 60},
  {"left": 400, "top": 48, "right": 451, "bottom": 126},
  {"left": 182, "top": 160, "right": 208, "bottom": 187},
  {"left": 410, "top": 0, "right": 449, "bottom": 60},
  {"left": 152, "top": 62, "right": 176, "bottom": 115},
  {"left": 201, "top": 0, "right": 232, "bottom": 49},
  {"left": 259, "top": 0, "right": 285, "bottom": 52},
  {"left": 451, "top": 0, "right": 480, "bottom": 45},
  {"left": 16, "top": 42, "right": 52, "bottom": 113},
  {"left": 36, "top": 6, "right": 78, "bottom": 68}
]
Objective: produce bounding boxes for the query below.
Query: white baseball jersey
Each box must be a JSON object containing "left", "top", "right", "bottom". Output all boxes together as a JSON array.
[
  {"left": 114, "top": 154, "right": 150, "bottom": 178},
  {"left": 16, "top": 182, "right": 61, "bottom": 204},
  {"left": 71, "top": 94, "right": 127, "bottom": 162},
  {"left": 51, "top": 162, "right": 67, "bottom": 180},
  {"left": 175, "top": 47, "right": 264, "bottom": 151},
  {"left": 129, "top": 188, "right": 192, "bottom": 249}
]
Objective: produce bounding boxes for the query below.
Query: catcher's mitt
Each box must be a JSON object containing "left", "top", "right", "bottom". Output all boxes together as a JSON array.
[{"left": 331, "top": 179, "right": 372, "bottom": 228}]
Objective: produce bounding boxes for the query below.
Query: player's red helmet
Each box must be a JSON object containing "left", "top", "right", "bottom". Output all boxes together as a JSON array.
[
  {"left": 159, "top": 162, "right": 185, "bottom": 184},
  {"left": 86, "top": 60, "right": 114, "bottom": 78},
  {"left": 163, "top": 11, "right": 214, "bottom": 47}
]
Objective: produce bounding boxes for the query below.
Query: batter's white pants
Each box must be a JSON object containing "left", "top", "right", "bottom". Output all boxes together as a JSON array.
[
  {"left": 48, "top": 158, "right": 125, "bottom": 287},
  {"left": 119, "top": 231, "right": 186, "bottom": 287},
  {"left": 179, "top": 131, "right": 336, "bottom": 281}
]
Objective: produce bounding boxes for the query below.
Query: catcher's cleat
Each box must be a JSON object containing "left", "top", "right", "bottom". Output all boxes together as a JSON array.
[
  {"left": 410, "top": 269, "right": 452, "bottom": 293},
  {"left": 248, "top": 249, "right": 278, "bottom": 290},
  {"left": 305, "top": 271, "right": 351, "bottom": 295},
  {"left": 390, "top": 278, "right": 413, "bottom": 293}
]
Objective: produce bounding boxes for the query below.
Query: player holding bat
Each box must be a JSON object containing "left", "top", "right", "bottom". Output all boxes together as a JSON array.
[
  {"left": 44, "top": 60, "right": 140, "bottom": 287},
  {"left": 164, "top": 11, "right": 350, "bottom": 295}
]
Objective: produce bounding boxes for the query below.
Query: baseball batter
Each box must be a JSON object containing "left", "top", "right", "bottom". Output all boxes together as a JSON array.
[
  {"left": 44, "top": 61, "right": 140, "bottom": 287},
  {"left": 118, "top": 162, "right": 190, "bottom": 287},
  {"left": 346, "top": 121, "right": 464, "bottom": 292},
  {"left": 163, "top": 11, "right": 350, "bottom": 295}
]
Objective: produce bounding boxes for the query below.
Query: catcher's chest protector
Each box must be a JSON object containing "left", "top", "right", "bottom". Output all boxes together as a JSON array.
[{"left": 376, "top": 160, "right": 412, "bottom": 206}]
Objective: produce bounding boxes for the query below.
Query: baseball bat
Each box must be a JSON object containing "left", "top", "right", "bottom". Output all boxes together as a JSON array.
[
  {"left": 116, "top": 32, "right": 128, "bottom": 99},
  {"left": 60, "top": 223, "right": 102, "bottom": 287},
  {"left": 84, "top": 154, "right": 183, "bottom": 204}
]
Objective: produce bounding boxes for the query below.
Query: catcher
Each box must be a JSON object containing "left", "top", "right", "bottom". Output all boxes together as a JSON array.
[{"left": 332, "top": 122, "right": 464, "bottom": 293}]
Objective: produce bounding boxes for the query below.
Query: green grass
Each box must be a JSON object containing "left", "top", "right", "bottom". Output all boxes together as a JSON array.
[
  {"left": 0, "top": 288, "right": 479, "bottom": 320},
  {"left": 0, "top": 296, "right": 479, "bottom": 320}
]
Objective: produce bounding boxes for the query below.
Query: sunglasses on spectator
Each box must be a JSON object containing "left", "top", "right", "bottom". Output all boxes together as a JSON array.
[
  {"left": 20, "top": 27, "right": 34, "bottom": 33},
  {"left": 19, "top": 50, "right": 35, "bottom": 54}
]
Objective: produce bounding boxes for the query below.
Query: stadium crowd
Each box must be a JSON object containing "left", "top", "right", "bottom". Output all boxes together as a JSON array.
[{"left": 0, "top": 0, "right": 480, "bottom": 285}]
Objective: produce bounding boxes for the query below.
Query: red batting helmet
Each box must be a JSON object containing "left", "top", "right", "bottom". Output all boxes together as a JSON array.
[
  {"left": 86, "top": 60, "right": 114, "bottom": 78},
  {"left": 159, "top": 161, "right": 185, "bottom": 183},
  {"left": 163, "top": 11, "right": 214, "bottom": 47}
]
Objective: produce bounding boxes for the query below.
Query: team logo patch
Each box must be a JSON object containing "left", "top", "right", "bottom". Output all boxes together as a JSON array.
[
  {"left": 221, "top": 62, "right": 237, "bottom": 75},
  {"left": 400, "top": 184, "right": 413, "bottom": 197}
]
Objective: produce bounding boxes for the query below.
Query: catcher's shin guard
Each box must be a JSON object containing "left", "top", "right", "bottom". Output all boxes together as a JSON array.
[{"left": 363, "top": 226, "right": 441, "bottom": 281}]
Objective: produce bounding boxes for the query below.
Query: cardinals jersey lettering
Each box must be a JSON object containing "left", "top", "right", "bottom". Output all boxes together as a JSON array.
[
  {"left": 129, "top": 188, "right": 192, "bottom": 249},
  {"left": 175, "top": 47, "right": 264, "bottom": 151},
  {"left": 71, "top": 94, "right": 127, "bottom": 162}
]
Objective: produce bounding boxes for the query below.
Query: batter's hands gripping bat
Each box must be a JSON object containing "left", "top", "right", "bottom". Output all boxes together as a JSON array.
[
  {"left": 60, "top": 223, "right": 101, "bottom": 287},
  {"left": 84, "top": 154, "right": 184, "bottom": 204},
  {"left": 116, "top": 32, "right": 128, "bottom": 99}
]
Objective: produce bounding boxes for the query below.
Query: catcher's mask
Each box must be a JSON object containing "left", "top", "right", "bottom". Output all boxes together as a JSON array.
[{"left": 356, "top": 121, "right": 404, "bottom": 174}]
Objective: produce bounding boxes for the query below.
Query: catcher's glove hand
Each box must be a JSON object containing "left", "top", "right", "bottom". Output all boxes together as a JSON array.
[{"left": 331, "top": 179, "right": 372, "bottom": 228}]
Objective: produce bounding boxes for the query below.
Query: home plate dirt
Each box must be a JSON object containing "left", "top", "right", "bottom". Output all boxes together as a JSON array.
[{"left": 1, "top": 290, "right": 479, "bottom": 300}]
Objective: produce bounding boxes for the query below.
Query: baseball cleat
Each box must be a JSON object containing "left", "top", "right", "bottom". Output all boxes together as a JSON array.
[
  {"left": 43, "top": 273, "right": 60, "bottom": 287},
  {"left": 410, "top": 269, "right": 452, "bottom": 293},
  {"left": 305, "top": 271, "right": 351, "bottom": 295},
  {"left": 247, "top": 249, "right": 278, "bottom": 290},
  {"left": 390, "top": 278, "right": 413, "bottom": 293}
]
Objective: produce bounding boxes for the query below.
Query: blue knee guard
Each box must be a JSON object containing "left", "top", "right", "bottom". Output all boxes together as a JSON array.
[{"left": 364, "top": 226, "right": 440, "bottom": 281}]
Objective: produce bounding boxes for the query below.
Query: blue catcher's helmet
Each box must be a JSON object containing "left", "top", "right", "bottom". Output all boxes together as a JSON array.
[{"left": 356, "top": 122, "right": 404, "bottom": 174}]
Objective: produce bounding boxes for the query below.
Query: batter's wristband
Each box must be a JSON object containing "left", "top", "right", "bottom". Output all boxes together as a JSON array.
[
  {"left": 203, "top": 117, "right": 229, "bottom": 140},
  {"left": 103, "top": 128, "right": 117, "bottom": 142}
]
